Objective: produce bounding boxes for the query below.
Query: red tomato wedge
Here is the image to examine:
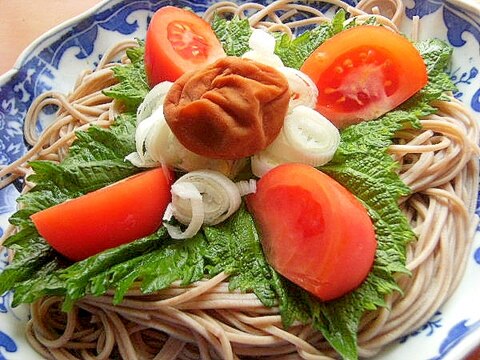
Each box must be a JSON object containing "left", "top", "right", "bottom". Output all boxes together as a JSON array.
[
  {"left": 247, "top": 163, "right": 376, "bottom": 301},
  {"left": 300, "top": 25, "right": 428, "bottom": 128},
  {"left": 144, "top": 6, "right": 226, "bottom": 86},
  {"left": 31, "top": 168, "right": 174, "bottom": 261}
]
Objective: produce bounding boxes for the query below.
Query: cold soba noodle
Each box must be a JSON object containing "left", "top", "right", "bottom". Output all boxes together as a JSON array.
[{"left": 0, "top": 0, "right": 479, "bottom": 359}]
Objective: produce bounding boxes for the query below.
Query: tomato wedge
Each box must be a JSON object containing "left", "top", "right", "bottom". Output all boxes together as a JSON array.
[
  {"left": 144, "top": 6, "right": 226, "bottom": 86},
  {"left": 300, "top": 25, "right": 428, "bottom": 128},
  {"left": 247, "top": 163, "right": 376, "bottom": 301},
  {"left": 31, "top": 167, "right": 174, "bottom": 261}
]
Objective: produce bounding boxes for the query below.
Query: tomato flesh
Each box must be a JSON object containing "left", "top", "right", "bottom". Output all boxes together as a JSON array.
[
  {"left": 247, "top": 163, "right": 377, "bottom": 301},
  {"left": 31, "top": 168, "right": 174, "bottom": 261},
  {"left": 300, "top": 26, "right": 428, "bottom": 128},
  {"left": 167, "top": 21, "right": 210, "bottom": 62},
  {"left": 145, "top": 6, "right": 226, "bottom": 86},
  {"left": 319, "top": 47, "right": 399, "bottom": 113}
]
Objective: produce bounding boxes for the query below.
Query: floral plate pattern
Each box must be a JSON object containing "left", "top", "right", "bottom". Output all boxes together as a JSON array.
[{"left": 0, "top": 0, "right": 479, "bottom": 359}]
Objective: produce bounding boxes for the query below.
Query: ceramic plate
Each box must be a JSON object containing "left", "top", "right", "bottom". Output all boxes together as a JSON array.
[{"left": 0, "top": 0, "right": 479, "bottom": 359}]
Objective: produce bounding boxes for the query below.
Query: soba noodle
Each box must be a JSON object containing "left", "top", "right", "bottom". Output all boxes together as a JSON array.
[{"left": 0, "top": 0, "right": 479, "bottom": 359}]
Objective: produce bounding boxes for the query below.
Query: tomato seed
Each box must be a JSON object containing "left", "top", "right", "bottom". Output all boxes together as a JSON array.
[
  {"left": 343, "top": 59, "right": 353, "bottom": 68},
  {"left": 324, "top": 87, "right": 337, "bottom": 94}
]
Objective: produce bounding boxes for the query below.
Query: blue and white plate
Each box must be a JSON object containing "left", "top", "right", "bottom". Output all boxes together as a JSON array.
[{"left": 1, "top": 0, "right": 479, "bottom": 359}]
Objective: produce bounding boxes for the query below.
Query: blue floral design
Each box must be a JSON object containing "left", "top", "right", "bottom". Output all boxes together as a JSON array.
[
  {"left": 0, "top": 332, "right": 17, "bottom": 360},
  {"left": 0, "top": 293, "right": 10, "bottom": 316},
  {"left": 399, "top": 311, "right": 443, "bottom": 343},
  {"left": 405, "top": 0, "right": 441, "bottom": 19},
  {"left": 474, "top": 247, "right": 480, "bottom": 265},
  {"left": 429, "top": 319, "right": 480, "bottom": 360},
  {"left": 471, "top": 88, "right": 480, "bottom": 113},
  {"left": 0, "top": 186, "right": 17, "bottom": 219},
  {"left": 448, "top": 66, "right": 478, "bottom": 99},
  {"left": 406, "top": 0, "right": 480, "bottom": 45},
  {"left": 407, "top": 0, "right": 480, "bottom": 112},
  {"left": 443, "top": 6, "right": 480, "bottom": 47}
]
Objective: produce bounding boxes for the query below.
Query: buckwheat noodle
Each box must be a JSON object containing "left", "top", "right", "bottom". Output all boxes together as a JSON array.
[{"left": 0, "top": 1, "right": 479, "bottom": 359}]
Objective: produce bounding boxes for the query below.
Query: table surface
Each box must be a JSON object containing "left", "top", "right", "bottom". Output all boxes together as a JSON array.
[
  {"left": 0, "top": 0, "right": 101, "bottom": 75},
  {"left": 0, "top": 1, "right": 479, "bottom": 359}
]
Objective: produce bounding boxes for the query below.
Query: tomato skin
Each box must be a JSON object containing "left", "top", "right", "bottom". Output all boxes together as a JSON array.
[
  {"left": 31, "top": 168, "right": 174, "bottom": 261},
  {"left": 145, "top": 6, "right": 226, "bottom": 86},
  {"left": 300, "top": 25, "right": 428, "bottom": 128},
  {"left": 247, "top": 163, "right": 376, "bottom": 301}
]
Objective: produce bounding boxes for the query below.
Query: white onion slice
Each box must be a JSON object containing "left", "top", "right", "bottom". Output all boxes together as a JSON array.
[
  {"left": 134, "top": 107, "right": 163, "bottom": 162},
  {"left": 236, "top": 179, "right": 257, "bottom": 196},
  {"left": 249, "top": 28, "right": 276, "bottom": 54},
  {"left": 125, "top": 151, "right": 157, "bottom": 168},
  {"left": 242, "top": 50, "right": 284, "bottom": 68},
  {"left": 164, "top": 182, "right": 205, "bottom": 239},
  {"left": 127, "top": 81, "right": 174, "bottom": 167},
  {"left": 166, "top": 170, "right": 242, "bottom": 239},
  {"left": 242, "top": 29, "right": 284, "bottom": 68},
  {"left": 127, "top": 106, "right": 243, "bottom": 177},
  {"left": 251, "top": 151, "right": 283, "bottom": 178},
  {"left": 137, "top": 81, "right": 173, "bottom": 123},
  {"left": 125, "top": 105, "right": 171, "bottom": 167},
  {"left": 164, "top": 136, "right": 243, "bottom": 178},
  {"left": 143, "top": 107, "right": 173, "bottom": 164},
  {"left": 262, "top": 105, "right": 340, "bottom": 167},
  {"left": 276, "top": 67, "right": 318, "bottom": 109}
]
